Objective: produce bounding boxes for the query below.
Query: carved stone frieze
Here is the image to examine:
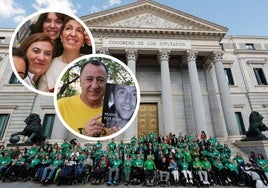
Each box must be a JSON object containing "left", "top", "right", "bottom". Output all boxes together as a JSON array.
[
  {"left": 96, "top": 47, "right": 110, "bottom": 55},
  {"left": 109, "top": 13, "right": 188, "bottom": 29}
]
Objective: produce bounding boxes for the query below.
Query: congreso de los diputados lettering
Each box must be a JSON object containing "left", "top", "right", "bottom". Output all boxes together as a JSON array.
[{"left": 0, "top": 0, "right": 267, "bottom": 156}]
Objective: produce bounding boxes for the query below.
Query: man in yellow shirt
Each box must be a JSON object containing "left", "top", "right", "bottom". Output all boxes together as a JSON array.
[{"left": 57, "top": 59, "right": 119, "bottom": 137}]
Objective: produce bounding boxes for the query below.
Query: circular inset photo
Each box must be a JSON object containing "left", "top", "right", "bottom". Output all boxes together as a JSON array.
[
  {"left": 54, "top": 54, "right": 140, "bottom": 141},
  {"left": 9, "top": 10, "right": 95, "bottom": 96}
]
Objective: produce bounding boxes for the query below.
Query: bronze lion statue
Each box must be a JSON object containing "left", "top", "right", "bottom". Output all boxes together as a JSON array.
[
  {"left": 246, "top": 111, "right": 268, "bottom": 139},
  {"left": 10, "top": 113, "right": 46, "bottom": 144}
]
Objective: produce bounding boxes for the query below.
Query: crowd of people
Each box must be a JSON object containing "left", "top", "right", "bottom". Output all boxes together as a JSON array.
[{"left": 0, "top": 132, "right": 267, "bottom": 187}]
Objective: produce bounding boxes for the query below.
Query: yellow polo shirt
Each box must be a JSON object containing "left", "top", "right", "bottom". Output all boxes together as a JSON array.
[{"left": 57, "top": 95, "right": 103, "bottom": 134}]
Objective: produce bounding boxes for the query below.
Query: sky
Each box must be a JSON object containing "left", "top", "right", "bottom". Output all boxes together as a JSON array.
[{"left": 0, "top": 0, "right": 268, "bottom": 36}]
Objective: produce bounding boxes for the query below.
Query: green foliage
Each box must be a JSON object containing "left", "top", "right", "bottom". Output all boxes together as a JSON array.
[{"left": 57, "top": 57, "right": 135, "bottom": 98}]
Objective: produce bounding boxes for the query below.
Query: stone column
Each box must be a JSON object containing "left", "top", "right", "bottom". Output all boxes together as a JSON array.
[
  {"left": 124, "top": 49, "right": 138, "bottom": 139},
  {"left": 125, "top": 49, "right": 137, "bottom": 74},
  {"left": 158, "top": 50, "right": 175, "bottom": 135},
  {"left": 211, "top": 50, "right": 239, "bottom": 136},
  {"left": 186, "top": 50, "right": 207, "bottom": 134}
]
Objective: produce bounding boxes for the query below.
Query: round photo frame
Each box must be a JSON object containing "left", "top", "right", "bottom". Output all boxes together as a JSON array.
[
  {"left": 9, "top": 9, "right": 95, "bottom": 96},
  {"left": 54, "top": 54, "right": 140, "bottom": 141}
]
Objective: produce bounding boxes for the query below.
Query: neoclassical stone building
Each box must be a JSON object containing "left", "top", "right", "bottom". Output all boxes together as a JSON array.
[{"left": 0, "top": 0, "right": 268, "bottom": 146}]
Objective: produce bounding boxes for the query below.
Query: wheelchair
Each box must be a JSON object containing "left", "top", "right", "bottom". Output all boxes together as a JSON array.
[{"left": 143, "top": 169, "right": 158, "bottom": 187}]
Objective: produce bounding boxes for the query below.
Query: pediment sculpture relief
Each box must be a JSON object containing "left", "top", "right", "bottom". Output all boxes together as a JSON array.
[{"left": 109, "top": 13, "right": 189, "bottom": 29}]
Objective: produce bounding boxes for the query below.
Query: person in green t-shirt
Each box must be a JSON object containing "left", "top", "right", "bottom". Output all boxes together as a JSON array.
[
  {"left": 118, "top": 140, "right": 125, "bottom": 153},
  {"left": 201, "top": 157, "right": 217, "bottom": 185},
  {"left": 123, "top": 155, "right": 132, "bottom": 185},
  {"left": 40, "top": 154, "right": 64, "bottom": 184},
  {"left": 213, "top": 156, "right": 228, "bottom": 184},
  {"left": 224, "top": 158, "right": 239, "bottom": 184},
  {"left": 0, "top": 152, "right": 12, "bottom": 175},
  {"left": 143, "top": 155, "right": 156, "bottom": 184},
  {"left": 257, "top": 153, "right": 268, "bottom": 174},
  {"left": 131, "top": 154, "right": 144, "bottom": 184},
  {"left": 107, "top": 154, "right": 122, "bottom": 185},
  {"left": 192, "top": 157, "right": 209, "bottom": 185},
  {"left": 34, "top": 154, "right": 52, "bottom": 182},
  {"left": 180, "top": 157, "right": 193, "bottom": 184},
  {"left": 60, "top": 139, "right": 70, "bottom": 153},
  {"left": 233, "top": 152, "right": 246, "bottom": 183},
  {"left": 19, "top": 153, "right": 41, "bottom": 180},
  {"left": 108, "top": 138, "right": 116, "bottom": 151},
  {"left": 2, "top": 153, "right": 25, "bottom": 181}
]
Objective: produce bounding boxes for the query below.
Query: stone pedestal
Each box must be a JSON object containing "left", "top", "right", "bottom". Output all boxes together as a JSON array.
[{"left": 233, "top": 140, "right": 268, "bottom": 158}]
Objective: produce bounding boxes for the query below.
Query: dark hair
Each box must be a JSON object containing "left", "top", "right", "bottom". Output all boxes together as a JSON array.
[
  {"left": 19, "top": 33, "right": 55, "bottom": 57},
  {"left": 30, "top": 12, "right": 66, "bottom": 34},
  {"left": 30, "top": 12, "right": 67, "bottom": 57},
  {"left": 12, "top": 47, "right": 29, "bottom": 78},
  {"left": 80, "top": 59, "right": 108, "bottom": 77}
]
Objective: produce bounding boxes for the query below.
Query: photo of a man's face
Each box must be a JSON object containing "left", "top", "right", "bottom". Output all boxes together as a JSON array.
[{"left": 113, "top": 85, "right": 137, "bottom": 120}]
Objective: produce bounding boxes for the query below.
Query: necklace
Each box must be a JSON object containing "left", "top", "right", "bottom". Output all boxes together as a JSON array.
[{"left": 60, "top": 54, "right": 82, "bottom": 64}]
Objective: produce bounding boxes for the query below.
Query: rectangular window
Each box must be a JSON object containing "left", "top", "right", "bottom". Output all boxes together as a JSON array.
[
  {"left": 224, "top": 68, "right": 234, "bottom": 85},
  {"left": 219, "top": 43, "right": 224, "bottom": 51},
  {"left": 235, "top": 112, "right": 246, "bottom": 135},
  {"left": 0, "top": 114, "right": 10, "bottom": 139},
  {"left": 245, "top": 43, "right": 255, "bottom": 50},
  {"left": 254, "top": 68, "right": 267, "bottom": 85},
  {"left": 42, "top": 114, "right": 55, "bottom": 139},
  {"left": 9, "top": 73, "right": 21, "bottom": 84}
]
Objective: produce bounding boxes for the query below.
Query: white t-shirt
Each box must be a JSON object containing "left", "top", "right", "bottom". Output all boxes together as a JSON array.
[
  {"left": 24, "top": 72, "right": 37, "bottom": 89},
  {"left": 38, "top": 57, "right": 67, "bottom": 91}
]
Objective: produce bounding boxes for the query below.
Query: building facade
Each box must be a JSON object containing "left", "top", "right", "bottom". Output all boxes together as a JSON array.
[{"left": 0, "top": 0, "right": 268, "bottom": 145}]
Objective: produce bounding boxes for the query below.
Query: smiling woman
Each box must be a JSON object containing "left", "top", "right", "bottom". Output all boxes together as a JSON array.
[
  {"left": 38, "top": 16, "right": 92, "bottom": 92},
  {"left": 16, "top": 33, "right": 55, "bottom": 89}
]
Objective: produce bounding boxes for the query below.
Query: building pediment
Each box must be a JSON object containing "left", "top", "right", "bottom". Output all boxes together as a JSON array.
[
  {"left": 109, "top": 13, "right": 187, "bottom": 30},
  {"left": 81, "top": 0, "right": 228, "bottom": 39}
]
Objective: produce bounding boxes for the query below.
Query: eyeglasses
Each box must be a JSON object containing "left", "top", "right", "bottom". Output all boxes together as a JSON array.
[{"left": 44, "top": 18, "right": 63, "bottom": 26}]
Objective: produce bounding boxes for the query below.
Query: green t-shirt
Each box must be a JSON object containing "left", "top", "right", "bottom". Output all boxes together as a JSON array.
[
  {"left": 132, "top": 158, "right": 144, "bottom": 168},
  {"left": 60, "top": 143, "right": 70, "bottom": 153},
  {"left": 193, "top": 161, "right": 203, "bottom": 172},
  {"left": 181, "top": 162, "right": 189, "bottom": 170},
  {"left": 257, "top": 159, "right": 268, "bottom": 173},
  {"left": 111, "top": 158, "right": 122, "bottom": 169},
  {"left": 52, "top": 159, "right": 63, "bottom": 168},
  {"left": 202, "top": 160, "right": 211, "bottom": 170},
  {"left": 28, "top": 148, "right": 39, "bottom": 159},
  {"left": 225, "top": 162, "right": 238, "bottom": 174},
  {"left": 144, "top": 160, "right": 155, "bottom": 171},
  {"left": 108, "top": 142, "right": 116, "bottom": 151},
  {"left": 15, "top": 157, "right": 25, "bottom": 166},
  {"left": 29, "top": 158, "right": 41, "bottom": 168},
  {"left": 0, "top": 156, "right": 11, "bottom": 166},
  {"left": 184, "top": 150, "right": 191, "bottom": 163},
  {"left": 42, "top": 158, "right": 52, "bottom": 165},
  {"left": 233, "top": 156, "right": 244, "bottom": 166},
  {"left": 124, "top": 159, "right": 132, "bottom": 171},
  {"left": 213, "top": 160, "right": 224, "bottom": 170}
]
